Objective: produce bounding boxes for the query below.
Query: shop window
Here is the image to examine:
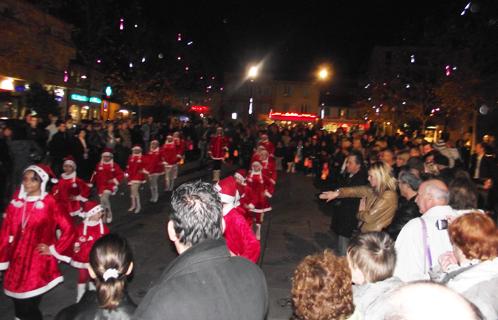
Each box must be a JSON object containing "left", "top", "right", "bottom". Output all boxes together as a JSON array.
[{"left": 69, "top": 105, "right": 81, "bottom": 122}]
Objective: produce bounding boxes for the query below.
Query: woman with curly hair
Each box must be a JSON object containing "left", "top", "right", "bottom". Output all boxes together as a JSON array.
[
  {"left": 437, "top": 212, "right": 498, "bottom": 319},
  {"left": 291, "top": 250, "right": 360, "bottom": 320},
  {"left": 320, "top": 161, "right": 398, "bottom": 233}
]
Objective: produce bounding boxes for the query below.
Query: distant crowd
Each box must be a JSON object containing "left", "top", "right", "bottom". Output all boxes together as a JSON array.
[{"left": 1, "top": 114, "right": 498, "bottom": 320}]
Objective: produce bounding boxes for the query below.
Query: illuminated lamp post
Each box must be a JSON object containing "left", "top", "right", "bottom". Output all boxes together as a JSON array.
[
  {"left": 247, "top": 65, "right": 259, "bottom": 120},
  {"left": 316, "top": 66, "right": 331, "bottom": 120}
]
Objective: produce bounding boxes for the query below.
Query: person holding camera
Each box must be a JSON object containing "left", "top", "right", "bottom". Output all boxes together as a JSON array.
[{"left": 393, "top": 179, "right": 457, "bottom": 282}]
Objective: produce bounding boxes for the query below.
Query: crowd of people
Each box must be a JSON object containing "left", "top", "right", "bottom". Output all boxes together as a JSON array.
[{"left": 0, "top": 114, "right": 498, "bottom": 320}]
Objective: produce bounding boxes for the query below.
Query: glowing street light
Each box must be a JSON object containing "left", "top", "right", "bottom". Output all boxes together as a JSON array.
[
  {"left": 318, "top": 68, "right": 329, "bottom": 81},
  {"left": 247, "top": 65, "right": 259, "bottom": 80}
]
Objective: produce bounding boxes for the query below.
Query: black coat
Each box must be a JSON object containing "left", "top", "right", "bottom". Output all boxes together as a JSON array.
[
  {"left": 384, "top": 195, "right": 419, "bottom": 240},
  {"left": 55, "top": 290, "right": 136, "bottom": 320},
  {"left": 469, "top": 154, "right": 496, "bottom": 182},
  {"left": 134, "top": 239, "right": 268, "bottom": 320},
  {"left": 330, "top": 169, "right": 368, "bottom": 237}
]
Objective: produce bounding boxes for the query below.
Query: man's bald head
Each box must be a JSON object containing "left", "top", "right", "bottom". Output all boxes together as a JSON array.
[
  {"left": 415, "top": 179, "right": 449, "bottom": 214},
  {"left": 385, "top": 282, "right": 481, "bottom": 320}
]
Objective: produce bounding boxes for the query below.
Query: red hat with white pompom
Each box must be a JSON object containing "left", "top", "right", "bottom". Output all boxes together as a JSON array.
[
  {"left": 82, "top": 201, "right": 103, "bottom": 219},
  {"left": 19, "top": 164, "right": 58, "bottom": 200},
  {"left": 214, "top": 176, "right": 238, "bottom": 205},
  {"left": 63, "top": 156, "right": 77, "bottom": 169},
  {"left": 101, "top": 148, "right": 113, "bottom": 158},
  {"left": 234, "top": 169, "right": 247, "bottom": 182}
]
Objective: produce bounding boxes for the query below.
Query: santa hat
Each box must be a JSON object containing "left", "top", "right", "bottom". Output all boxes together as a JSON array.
[
  {"left": 63, "top": 156, "right": 77, "bottom": 169},
  {"left": 214, "top": 176, "right": 238, "bottom": 205},
  {"left": 132, "top": 145, "right": 142, "bottom": 152},
  {"left": 19, "top": 164, "right": 58, "bottom": 200},
  {"left": 234, "top": 169, "right": 247, "bottom": 182},
  {"left": 82, "top": 201, "right": 105, "bottom": 234},
  {"left": 101, "top": 148, "right": 113, "bottom": 158},
  {"left": 82, "top": 201, "right": 103, "bottom": 219}
]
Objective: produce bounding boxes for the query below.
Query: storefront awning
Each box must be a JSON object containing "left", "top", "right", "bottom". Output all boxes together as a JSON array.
[{"left": 269, "top": 111, "right": 317, "bottom": 121}]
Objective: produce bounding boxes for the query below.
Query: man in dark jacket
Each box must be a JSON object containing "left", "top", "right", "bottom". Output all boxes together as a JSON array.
[
  {"left": 134, "top": 181, "right": 269, "bottom": 320},
  {"left": 329, "top": 150, "right": 368, "bottom": 256},
  {"left": 48, "top": 120, "right": 71, "bottom": 175}
]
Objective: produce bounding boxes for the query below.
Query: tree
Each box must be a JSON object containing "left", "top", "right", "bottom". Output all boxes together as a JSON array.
[{"left": 25, "top": 82, "right": 59, "bottom": 122}]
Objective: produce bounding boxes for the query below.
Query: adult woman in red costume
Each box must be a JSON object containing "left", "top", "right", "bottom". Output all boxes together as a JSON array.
[{"left": 0, "top": 164, "right": 75, "bottom": 320}]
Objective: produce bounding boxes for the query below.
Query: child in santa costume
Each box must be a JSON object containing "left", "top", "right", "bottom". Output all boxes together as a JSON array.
[
  {"left": 70, "top": 201, "right": 109, "bottom": 302},
  {"left": 89, "top": 149, "right": 124, "bottom": 223},
  {"left": 258, "top": 133, "right": 275, "bottom": 157},
  {"left": 245, "top": 161, "right": 274, "bottom": 240},
  {"left": 161, "top": 134, "right": 182, "bottom": 191},
  {"left": 126, "top": 145, "right": 148, "bottom": 214},
  {"left": 52, "top": 156, "right": 90, "bottom": 218},
  {"left": 145, "top": 139, "right": 164, "bottom": 203},
  {"left": 0, "top": 164, "right": 75, "bottom": 319},
  {"left": 208, "top": 127, "right": 229, "bottom": 182},
  {"left": 173, "top": 131, "right": 186, "bottom": 159},
  {"left": 259, "top": 149, "right": 277, "bottom": 186},
  {"left": 214, "top": 176, "right": 260, "bottom": 263},
  {"left": 234, "top": 169, "right": 254, "bottom": 227}
]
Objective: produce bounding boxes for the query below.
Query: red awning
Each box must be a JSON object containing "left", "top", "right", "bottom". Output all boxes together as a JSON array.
[{"left": 269, "top": 111, "right": 317, "bottom": 122}]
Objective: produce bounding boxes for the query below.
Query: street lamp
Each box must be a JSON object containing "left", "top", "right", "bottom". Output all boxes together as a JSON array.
[
  {"left": 316, "top": 66, "right": 331, "bottom": 119},
  {"left": 247, "top": 65, "right": 260, "bottom": 116}
]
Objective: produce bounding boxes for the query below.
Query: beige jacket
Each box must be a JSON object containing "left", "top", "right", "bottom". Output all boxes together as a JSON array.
[{"left": 338, "top": 186, "right": 398, "bottom": 233}]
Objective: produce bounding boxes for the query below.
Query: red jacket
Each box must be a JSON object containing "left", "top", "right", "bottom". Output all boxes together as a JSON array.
[
  {"left": 245, "top": 171, "right": 273, "bottom": 213},
  {"left": 161, "top": 142, "right": 182, "bottom": 166},
  {"left": 145, "top": 147, "right": 165, "bottom": 176},
  {"left": 52, "top": 172, "right": 90, "bottom": 217},
  {"left": 126, "top": 154, "right": 148, "bottom": 184},
  {"left": 209, "top": 135, "right": 229, "bottom": 160},
  {"left": 258, "top": 140, "right": 275, "bottom": 156},
  {"left": 0, "top": 193, "right": 75, "bottom": 298},
  {"left": 90, "top": 161, "right": 124, "bottom": 196},
  {"left": 223, "top": 206, "right": 260, "bottom": 263},
  {"left": 70, "top": 221, "right": 109, "bottom": 269}
]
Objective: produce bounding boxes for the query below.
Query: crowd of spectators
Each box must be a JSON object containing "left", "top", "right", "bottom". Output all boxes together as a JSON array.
[{"left": 1, "top": 115, "right": 498, "bottom": 319}]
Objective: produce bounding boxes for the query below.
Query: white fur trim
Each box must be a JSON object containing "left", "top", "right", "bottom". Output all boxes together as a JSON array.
[
  {"left": 69, "top": 209, "right": 82, "bottom": 217},
  {"left": 211, "top": 156, "right": 225, "bottom": 160},
  {"left": 63, "top": 160, "right": 76, "bottom": 169},
  {"left": 8, "top": 235, "right": 14, "bottom": 243},
  {"left": 84, "top": 205, "right": 103, "bottom": 218},
  {"left": 264, "top": 191, "right": 272, "bottom": 198},
  {"left": 0, "top": 261, "right": 9, "bottom": 270},
  {"left": 11, "top": 200, "right": 23, "bottom": 208},
  {"left": 25, "top": 165, "right": 49, "bottom": 184},
  {"left": 70, "top": 260, "right": 89, "bottom": 269},
  {"left": 4, "top": 276, "right": 63, "bottom": 299},
  {"left": 219, "top": 193, "right": 236, "bottom": 204},
  {"left": 61, "top": 172, "right": 76, "bottom": 180},
  {"left": 234, "top": 173, "right": 246, "bottom": 181},
  {"left": 49, "top": 245, "right": 72, "bottom": 263},
  {"left": 102, "top": 152, "right": 113, "bottom": 157},
  {"left": 76, "top": 195, "right": 88, "bottom": 202}
]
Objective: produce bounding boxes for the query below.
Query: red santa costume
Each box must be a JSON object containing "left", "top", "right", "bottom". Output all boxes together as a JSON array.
[
  {"left": 161, "top": 135, "right": 182, "bottom": 191},
  {"left": 214, "top": 176, "right": 260, "bottom": 263},
  {"left": 245, "top": 161, "right": 274, "bottom": 240},
  {"left": 145, "top": 140, "right": 164, "bottom": 202},
  {"left": 260, "top": 150, "right": 278, "bottom": 186},
  {"left": 52, "top": 156, "right": 90, "bottom": 217},
  {"left": 89, "top": 149, "right": 124, "bottom": 223},
  {"left": 70, "top": 201, "right": 109, "bottom": 302},
  {"left": 209, "top": 127, "right": 229, "bottom": 182},
  {"left": 126, "top": 145, "right": 148, "bottom": 214},
  {"left": 258, "top": 134, "right": 275, "bottom": 157},
  {"left": 0, "top": 165, "right": 74, "bottom": 317},
  {"left": 234, "top": 169, "right": 253, "bottom": 227}
]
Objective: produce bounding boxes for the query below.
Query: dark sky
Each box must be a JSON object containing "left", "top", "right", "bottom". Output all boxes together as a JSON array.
[{"left": 141, "top": 0, "right": 460, "bottom": 80}]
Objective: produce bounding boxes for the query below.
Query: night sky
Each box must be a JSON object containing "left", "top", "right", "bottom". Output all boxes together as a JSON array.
[{"left": 141, "top": 0, "right": 460, "bottom": 79}]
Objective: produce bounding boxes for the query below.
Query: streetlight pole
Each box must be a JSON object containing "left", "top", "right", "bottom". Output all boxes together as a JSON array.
[
  {"left": 316, "top": 66, "right": 331, "bottom": 119},
  {"left": 247, "top": 65, "right": 259, "bottom": 122}
]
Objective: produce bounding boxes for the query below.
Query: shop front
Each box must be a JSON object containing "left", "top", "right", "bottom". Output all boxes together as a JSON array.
[
  {"left": 265, "top": 111, "right": 318, "bottom": 126},
  {"left": 0, "top": 77, "right": 26, "bottom": 119},
  {"left": 67, "top": 92, "right": 103, "bottom": 122}
]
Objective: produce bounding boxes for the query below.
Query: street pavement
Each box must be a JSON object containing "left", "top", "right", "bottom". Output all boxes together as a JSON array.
[{"left": 0, "top": 164, "right": 336, "bottom": 320}]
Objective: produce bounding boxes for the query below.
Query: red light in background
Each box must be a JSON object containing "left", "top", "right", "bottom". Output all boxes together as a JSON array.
[{"left": 190, "top": 105, "right": 210, "bottom": 113}]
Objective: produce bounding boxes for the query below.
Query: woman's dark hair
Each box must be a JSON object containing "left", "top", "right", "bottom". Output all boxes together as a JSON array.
[
  {"left": 449, "top": 177, "right": 478, "bottom": 210},
  {"left": 89, "top": 234, "right": 133, "bottom": 310}
]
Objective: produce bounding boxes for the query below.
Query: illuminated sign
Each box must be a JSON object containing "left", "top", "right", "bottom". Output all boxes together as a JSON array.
[
  {"left": 105, "top": 86, "right": 112, "bottom": 97},
  {"left": 71, "top": 94, "right": 102, "bottom": 104},
  {"left": 190, "top": 105, "right": 210, "bottom": 113},
  {"left": 0, "top": 78, "right": 15, "bottom": 91},
  {"left": 269, "top": 111, "right": 318, "bottom": 121}
]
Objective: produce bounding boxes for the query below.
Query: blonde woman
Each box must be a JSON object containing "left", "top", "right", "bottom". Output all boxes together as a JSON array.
[{"left": 320, "top": 162, "right": 398, "bottom": 233}]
